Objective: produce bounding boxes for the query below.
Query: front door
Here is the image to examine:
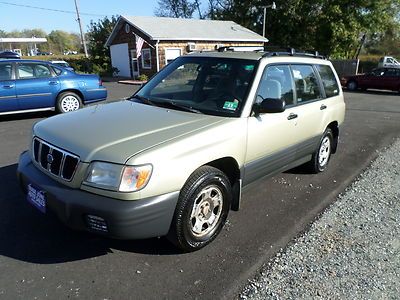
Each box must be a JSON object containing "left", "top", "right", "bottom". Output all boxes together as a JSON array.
[
  {"left": 244, "top": 65, "right": 297, "bottom": 185},
  {"left": 130, "top": 50, "right": 139, "bottom": 77}
]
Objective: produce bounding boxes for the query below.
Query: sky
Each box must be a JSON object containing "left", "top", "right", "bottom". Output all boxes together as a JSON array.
[{"left": 0, "top": 0, "right": 159, "bottom": 34}]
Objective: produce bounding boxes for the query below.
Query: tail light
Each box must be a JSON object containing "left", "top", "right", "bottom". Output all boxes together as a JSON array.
[{"left": 99, "top": 78, "right": 103, "bottom": 86}]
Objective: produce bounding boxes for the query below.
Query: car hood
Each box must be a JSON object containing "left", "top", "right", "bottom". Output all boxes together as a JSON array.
[{"left": 33, "top": 100, "right": 224, "bottom": 164}]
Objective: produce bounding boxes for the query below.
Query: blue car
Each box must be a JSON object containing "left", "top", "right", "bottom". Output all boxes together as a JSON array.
[{"left": 0, "top": 59, "right": 107, "bottom": 115}]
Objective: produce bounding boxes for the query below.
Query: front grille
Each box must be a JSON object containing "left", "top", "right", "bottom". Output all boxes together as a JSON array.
[{"left": 32, "top": 137, "right": 79, "bottom": 181}]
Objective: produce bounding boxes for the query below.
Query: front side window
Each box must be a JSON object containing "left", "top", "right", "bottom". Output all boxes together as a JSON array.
[
  {"left": 134, "top": 56, "right": 258, "bottom": 117},
  {"left": 18, "top": 63, "right": 52, "bottom": 79},
  {"left": 371, "top": 68, "right": 384, "bottom": 76},
  {"left": 291, "top": 65, "right": 322, "bottom": 103},
  {"left": 0, "top": 62, "right": 12, "bottom": 80},
  {"left": 141, "top": 49, "right": 151, "bottom": 69},
  {"left": 316, "top": 65, "right": 339, "bottom": 98},
  {"left": 256, "top": 65, "right": 294, "bottom": 105}
]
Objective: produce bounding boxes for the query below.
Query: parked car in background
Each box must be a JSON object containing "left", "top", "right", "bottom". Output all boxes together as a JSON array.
[
  {"left": 0, "top": 51, "right": 21, "bottom": 59},
  {"left": 49, "top": 60, "right": 74, "bottom": 72},
  {"left": 378, "top": 56, "right": 400, "bottom": 68},
  {"left": 0, "top": 59, "right": 107, "bottom": 115},
  {"left": 17, "top": 50, "right": 345, "bottom": 252},
  {"left": 341, "top": 67, "right": 400, "bottom": 93}
]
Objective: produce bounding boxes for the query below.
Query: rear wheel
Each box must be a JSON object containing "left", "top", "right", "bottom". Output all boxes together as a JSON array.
[
  {"left": 307, "top": 128, "right": 333, "bottom": 173},
  {"left": 347, "top": 80, "right": 358, "bottom": 91},
  {"left": 56, "top": 92, "right": 82, "bottom": 113},
  {"left": 168, "top": 166, "right": 232, "bottom": 252}
]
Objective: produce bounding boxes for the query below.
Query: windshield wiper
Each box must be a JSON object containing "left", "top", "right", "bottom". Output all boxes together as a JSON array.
[
  {"left": 158, "top": 101, "right": 203, "bottom": 114},
  {"left": 129, "top": 95, "right": 156, "bottom": 106}
]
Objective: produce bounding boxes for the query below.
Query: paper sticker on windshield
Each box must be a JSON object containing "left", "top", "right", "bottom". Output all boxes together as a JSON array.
[
  {"left": 244, "top": 65, "right": 255, "bottom": 71},
  {"left": 223, "top": 101, "right": 238, "bottom": 111}
]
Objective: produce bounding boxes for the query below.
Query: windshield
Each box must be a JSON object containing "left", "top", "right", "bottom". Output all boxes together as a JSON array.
[{"left": 134, "top": 56, "right": 258, "bottom": 117}]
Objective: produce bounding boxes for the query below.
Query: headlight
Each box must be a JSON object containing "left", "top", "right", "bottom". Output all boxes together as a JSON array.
[
  {"left": 84, "top": 162, "right": 152, "bottom": 192},
  {"left": 119, "top": 165, "right": 152, "bottom": 192},
  {"left": 85, "top": 162, "right": 123, "bottom": 190}
]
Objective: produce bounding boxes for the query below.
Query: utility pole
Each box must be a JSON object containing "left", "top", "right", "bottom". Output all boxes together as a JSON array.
[
  {"left": 263, "top": 2, "right": 276, "bottom": 38},
  {"left": 74, "top": 0, "right": 88, "bottom": 58}
]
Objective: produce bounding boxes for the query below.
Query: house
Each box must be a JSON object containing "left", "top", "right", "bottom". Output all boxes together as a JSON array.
[{"left": 105, "top": 16, "right": 268, "bottom": 78}]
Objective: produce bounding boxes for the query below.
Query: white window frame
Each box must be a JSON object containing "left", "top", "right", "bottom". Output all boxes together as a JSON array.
[
  {"left": 164, "top": 48, "right": 182, "bottom": 65},
  {"left": 141, "top": 48, "right": 152, "bottom": 69}
]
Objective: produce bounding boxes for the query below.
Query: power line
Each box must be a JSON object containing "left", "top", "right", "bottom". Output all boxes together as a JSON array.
[{"left": 0, "top": 1, "right": 106, "bottom": 17}]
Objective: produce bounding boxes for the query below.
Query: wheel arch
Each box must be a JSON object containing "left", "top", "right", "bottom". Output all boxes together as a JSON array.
[
  {"left": 56, "top": 89, "right": 85, "bottom": 103},
  {"left": 203, "top": 156, "right": 242, "bottom": 211},
  {"left": 327, "top": 121, "right": 339, "bottom": 154}
]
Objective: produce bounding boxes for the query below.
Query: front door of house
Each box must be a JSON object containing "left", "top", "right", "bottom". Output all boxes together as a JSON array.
[{"left": 131, "top": 50, "right": 139, "bottom": 78}]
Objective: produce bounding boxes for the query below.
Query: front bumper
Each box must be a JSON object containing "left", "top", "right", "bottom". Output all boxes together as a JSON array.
[{"left": 17, "top": 151, "right": 179, "bottom": 239}]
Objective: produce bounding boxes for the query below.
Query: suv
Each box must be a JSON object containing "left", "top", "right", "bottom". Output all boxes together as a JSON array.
[{"left": 17, "top": 50, "right": 345, "bottom": 252}]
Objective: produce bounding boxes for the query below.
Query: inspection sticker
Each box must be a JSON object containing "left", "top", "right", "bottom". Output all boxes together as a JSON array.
[{"left": 223, "top": 101, "right": 238, "bottom": 111}]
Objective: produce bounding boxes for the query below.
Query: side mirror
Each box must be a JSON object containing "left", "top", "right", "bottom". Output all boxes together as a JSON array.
[{"left": 253, "top": 98, "right": 285, "bottom": 115}]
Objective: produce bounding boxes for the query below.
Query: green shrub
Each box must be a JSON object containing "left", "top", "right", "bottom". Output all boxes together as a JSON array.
[{"left": 137, "top": 74, "right": 148, "bottom": 81}]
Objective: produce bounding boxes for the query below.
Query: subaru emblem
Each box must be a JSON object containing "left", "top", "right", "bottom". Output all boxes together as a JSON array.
[{"left": 47, "top": 153, "right": 54, "bottom": 164}]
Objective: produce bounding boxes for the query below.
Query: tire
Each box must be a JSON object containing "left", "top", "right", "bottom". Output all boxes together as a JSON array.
[
  {"left": 56, "top": 92, "right": 82, "bottom": 113},
  {"left": 307, "top": 128, "right": 334, "bottom": 173},
  {"left": 347, "top": 80, "right": 358, "bottom": 91},
  {"left": 167, "top": 166, "right": 232, "bottom": 252}
]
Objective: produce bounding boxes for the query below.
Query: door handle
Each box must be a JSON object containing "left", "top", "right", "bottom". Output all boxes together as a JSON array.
[
  {"left": 49, "top": 81, "right": 58, "bottom": 85},
  {"left": 320, "top": 104, "right": 327, "bottom": 110},
  {"left": 287, "top": 113, "right": 298, "bottom": 120},
  {"left": 3, "top": 84, "right": 14, "bottom": 89}
]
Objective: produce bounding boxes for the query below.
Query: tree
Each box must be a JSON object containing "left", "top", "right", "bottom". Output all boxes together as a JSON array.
[
  {"left": 155, "top": 0, "right": 199, "bottom": 18},
  {"left": 87, "top": 15, "right": 118, "bottom": 72},
  {"left": 47, "top": 30, "right": 76, "bottom": 54},
  {"left": 207, "top": 0, "right": 400, "bottom": 58}
]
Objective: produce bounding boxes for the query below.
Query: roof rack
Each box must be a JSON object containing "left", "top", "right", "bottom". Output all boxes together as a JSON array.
[
  {"left": 216, "top": 45, "right": 264, "bottom": 52},
  {"left": 262, "top": 47, "right": 327, "bottom": 59},
  {"left": 213, "top": 45, "right": 327, "bottom": 59}
]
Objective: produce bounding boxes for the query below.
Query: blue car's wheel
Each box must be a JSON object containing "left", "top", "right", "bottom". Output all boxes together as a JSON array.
[{"left": 57, "top": 92, "right": 82, "bottom": 113}]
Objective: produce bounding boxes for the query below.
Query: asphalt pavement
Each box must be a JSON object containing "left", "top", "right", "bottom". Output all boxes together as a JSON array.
[{"left": 0, "top": 84, "right": 399, "bottom": 299}]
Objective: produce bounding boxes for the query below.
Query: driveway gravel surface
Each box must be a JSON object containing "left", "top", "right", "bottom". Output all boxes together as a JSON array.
[{"left": 241, "top": 138, "right": 400, "bottom": 299}]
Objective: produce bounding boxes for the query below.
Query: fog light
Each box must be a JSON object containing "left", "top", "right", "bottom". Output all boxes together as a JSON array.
[{"left": 86, "top": 215, "right": 108, "bottom": 233}]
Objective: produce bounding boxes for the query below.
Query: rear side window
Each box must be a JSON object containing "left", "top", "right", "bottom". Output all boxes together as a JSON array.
[
  {"left": 257, "top": 65, "right": 294, "bottom": 105},
  {"left": 291, "top": 65, "right": 322, "bottom": 103},
  {"left": 17, "top": 63, "right": 52, "bottom": 79},
  {"left": 52, "top": 66, "right": 63, "bottom": 76},
  {"left": 316, "top": 65, "right": 340, "bottom": 98}
]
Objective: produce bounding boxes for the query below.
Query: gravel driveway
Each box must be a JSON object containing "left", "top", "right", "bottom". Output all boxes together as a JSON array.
[{"left": 240, "top": 139, "right": 400, "bottom": 299}]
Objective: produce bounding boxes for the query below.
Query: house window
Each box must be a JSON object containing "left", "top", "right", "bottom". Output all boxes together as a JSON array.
[{"left": 141, "top": 49, "right": 151, "bottom": 69}]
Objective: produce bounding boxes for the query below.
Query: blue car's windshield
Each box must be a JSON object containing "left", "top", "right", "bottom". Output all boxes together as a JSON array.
[{"left": 134, "top": 56, "right": 258, "bottom": 117}]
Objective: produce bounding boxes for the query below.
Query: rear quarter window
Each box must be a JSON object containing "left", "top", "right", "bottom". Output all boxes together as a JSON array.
[
  {"left": 316, "top": 65, "right": 340, "bottom": 98},
  {"left": 51, "top": 66, "right": 63, "bottom": 76}
]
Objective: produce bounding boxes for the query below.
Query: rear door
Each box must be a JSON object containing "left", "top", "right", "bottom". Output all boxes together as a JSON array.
[
  {"left": 15, "top": 62, "right": 60, "bottom": 110},
  {"left": 0, "top": 61, "right": 17, "bottom": 113},
  {"left": 289, "top": 64, "right": 326, "bottom": 159}
]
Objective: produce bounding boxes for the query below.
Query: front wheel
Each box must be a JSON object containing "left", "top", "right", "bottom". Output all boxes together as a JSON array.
[
  {"left": 168, "top": 166, "right": 232, "bottom": 252},
  {"left": 307, "top": 128, "right": 334, "bottom": 173},
  {"left": 56, "top": 92, "right": 82, "bottom": 113}
]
